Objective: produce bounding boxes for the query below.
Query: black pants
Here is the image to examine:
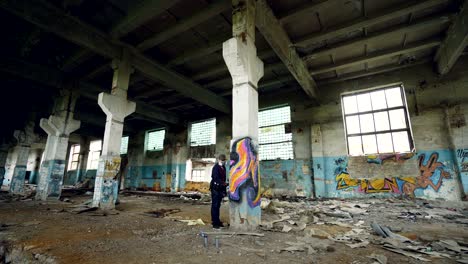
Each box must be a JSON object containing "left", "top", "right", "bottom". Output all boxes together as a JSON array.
[{"left": 211, "top": 190, "right": 223, "bottom": 225}]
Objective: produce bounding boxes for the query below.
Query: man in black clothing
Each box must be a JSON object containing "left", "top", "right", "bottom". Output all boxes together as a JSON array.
[{"left": 210, "top": 154, "right": 227, "bottom": 229}]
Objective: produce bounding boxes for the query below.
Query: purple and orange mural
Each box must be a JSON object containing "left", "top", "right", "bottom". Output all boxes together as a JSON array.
[{"left": 228, "top": 137, "right": 261, "bottom": 208}]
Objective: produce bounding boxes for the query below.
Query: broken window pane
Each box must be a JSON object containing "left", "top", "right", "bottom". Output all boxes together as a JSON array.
[
  {"left": 392, "top": 132, "right": 411, "bottom": 152},
  {"left": 359, "top": 114, "right": 375, "bottom": 133},
  {"left": 377, "top": 133, "right": 393, "bottom": 153},
  {"left": 259, "top": 142, "right": 293, "bottom": 160},
  {"left": 342, "top": 96, "right": 358, "bottom": 114},
  {"left": 259, "top": 106, "right": 293, "bottom": 160},
  {"left": 259, "top": 106, "right": 291, "bottom": 127},
  {"left": 348, "top": 136, "right": 363, "bottom": 156},
  {"left": 389, "top": 109, "right": 406, "bottom": 129},
  {"left": 385, "top": 87, "right": 403, "bottom": 107},
  {"left": 120, "top": 136, "right": 129, "bottom": 155},
  {"left": 259, "top": 124, "right": 292, "bottom": 144},
  {"left": 147, "top": 130, "right": 165, "bottom": 150},
  {"left": 190, "top": 119, "right": 216, "bottom": 146}
]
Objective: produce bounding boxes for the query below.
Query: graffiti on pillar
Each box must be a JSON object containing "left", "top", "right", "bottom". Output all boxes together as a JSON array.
[
  {"left": 47, "top": 160, "right": 65, "bottom": 198},
  {"left": 335, "top": 152, "right": 451, "bottom": 197},
  {"left": 10, "top": 165, "right": 27, "bottom": 194},
  {"left": 228, "top": 137, "right": 261, "bottom": 208},
  {"left": 96, "top": 157, "right": 121, "bottom": 207},
  {"left": 457, "top": 149, "right": 468, "bottom": 172}
]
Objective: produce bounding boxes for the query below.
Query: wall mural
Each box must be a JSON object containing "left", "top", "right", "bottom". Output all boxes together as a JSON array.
[
  {"left": 335, "top": 152, "right": 451, "bottom": 197},
  {"left": 457, "top": 149, "right": 468, "bottom": 172},
  {"left": 228, "top": 137, "right": 261, "bottom": 208}
]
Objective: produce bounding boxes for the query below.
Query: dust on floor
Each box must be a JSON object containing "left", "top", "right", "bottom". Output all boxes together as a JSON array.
[{"left": 1, "top": 191, "right": 467, "bottom": 264}]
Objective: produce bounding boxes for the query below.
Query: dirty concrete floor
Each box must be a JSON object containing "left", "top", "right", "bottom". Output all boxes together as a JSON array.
[{"left": 1, "top": 192, "right": 467, "bottom": 264}]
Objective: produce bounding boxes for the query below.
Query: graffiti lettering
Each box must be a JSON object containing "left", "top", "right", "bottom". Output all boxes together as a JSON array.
[
  {"left": 335, "top": 152, "right": 450, "bottom": 197},
  {"left": 367, "top": 153, "right": 415, "bottom": 165},
  {"left": 457, "top": 149, "right": 468, "bottom": 163},
  {"left": 228, "top": 137, "right": 261, "bottom": 208}
]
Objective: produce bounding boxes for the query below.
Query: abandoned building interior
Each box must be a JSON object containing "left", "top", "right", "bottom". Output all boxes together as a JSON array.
[{"left": 0, "top": 0, "right": 468, "bottom": 263}]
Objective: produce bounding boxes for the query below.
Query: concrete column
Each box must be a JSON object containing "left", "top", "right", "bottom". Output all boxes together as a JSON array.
[
  {"left": 92, "top": 52, "right": 136, "bottom": 209},
  {"left": 223, "top": 0, "right": 264, "bottom": 231},
  {"left": 36, "top": 90, "right": 80, "bottom": 200},
  {"left": 0, "top": 144, "right": 10, "bottom": 188},
  {"left": 8, "top": 121, "right": 36, "bottom": 194}
]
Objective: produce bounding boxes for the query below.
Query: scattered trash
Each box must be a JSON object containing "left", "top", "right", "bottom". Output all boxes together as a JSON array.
[
  {"left": 368, "top": 253, "right": 387, "bottom": 264},
  {"left": 144, "top": 208, "right": 181, "bottom": 218},
  {"left": 179, "top": 219, "right": 205, "bottom": 226}
]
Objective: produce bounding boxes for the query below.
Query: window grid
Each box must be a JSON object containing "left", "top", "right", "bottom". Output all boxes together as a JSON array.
[
  {"left": 147, "top": 129, "right": 165, "bottom": 151},
  {"left": 190, "top": 119, "right": 216, "bottom": 146},
  {"left": 120, "top": 136, "right": 129, "bottom": 155},
  {"left": 87, "top": 140, "right": 102, "bottom": 170},
  {"left": 67, "top": 144, "right": 80, "bottom": 171},
  {"left": 258, "top": 106, "right": 293, "bottom": 160},
  {"left": 191, "top": 169, "right": 205, "bottom": 182},
  {"left": 342, "top": 85, "right": 414, "bottom": 156}
]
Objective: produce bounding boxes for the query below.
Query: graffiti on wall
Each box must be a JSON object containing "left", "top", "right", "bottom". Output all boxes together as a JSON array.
[
  {"left": 457, "top": 149, "right": 468, "bottom": 172},
  {"left": 335, "top": 152, "right": 450, "bottom": 197},
  {"left": 367, "top": 153, "right": 415, "bottom": 165},
  {"left": 10, "top": 165, "right": 27, "bottom": 194},
  {"left": 228, "top": 137, "right": 261, "bottom": 208}
]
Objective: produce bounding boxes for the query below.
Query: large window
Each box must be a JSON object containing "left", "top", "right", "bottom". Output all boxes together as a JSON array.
[
  {"left": 147, "top": 129, "right": 165, "bottom": 151},
  {"left": 191, "top": 169, "right": 206, "bottom": 182},
  {"left": 190, "top": 118, "right": 216, "bottom": 146},
  {"left": 258, "top": 105, "right": 293, "bottom": 160},
  {"left": 120, "top": 136, "right": 129, "bottom": 155},
  {"left": 342, "top": 84, "right": 414, "bottom": 156},
  {"left": 67, "top": 144, "right": 80, "bottom": 171},
  {"left": 87, "top": 140, "right": 102, "bottom": 170}
]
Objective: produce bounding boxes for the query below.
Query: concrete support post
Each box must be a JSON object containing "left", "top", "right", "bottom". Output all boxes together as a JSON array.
[
  {"left": 223, "top": 0, "right": 264, "bottom": 231},
  {"left": 0, "top": 145, "right": 9, "bottom": 188},
  {"left": 36, "top": 90, "right": 81, "bottom": 200},
  {"left": 8, "top": 121, "right": 36, "bottom": 194},
  {"left": 92, "top": 51, "right": 136, "bottom": 209}
]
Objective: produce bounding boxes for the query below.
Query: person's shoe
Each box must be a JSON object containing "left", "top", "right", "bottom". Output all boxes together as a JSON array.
[
  {"left": 212, "top": 225, "right": 221, "bottom": 229},
  {"left": 218, "top": 222, "right": 225, "bottom": 227}
]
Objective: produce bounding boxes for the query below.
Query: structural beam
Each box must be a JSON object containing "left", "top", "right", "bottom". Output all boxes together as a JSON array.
[
  {"left": 295, "top": 0, "right": 447, "bottom": 48},
  {"left": 435, "top": 1, "right": 468, "bottom": 74},
  {"left": 0, "top": 57, "right": 181, "bottom": 125},
  {"left": 0, "top": 0, "right": 231, "bottom": 113},
  {"left": 303, "top": 14, "right": 451, "bottom": 63},
  {"left": 136, "top": 0, "right": 231, "bottom": 51},
  {"left": 310, "top": 38, "right": 441, "bottom": 75},
  {"left": 278, "top": 0, "right": 330, "bottom": 24},
  {"left": 256, "top": 0, "right": 319, "bottom": 99}
]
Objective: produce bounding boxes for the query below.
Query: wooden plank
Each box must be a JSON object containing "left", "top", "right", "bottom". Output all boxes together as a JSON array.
[
  {"left": 435, "top": 1, "right": 468, "bottom": 74},
  {"left": 256, "top": 0, "right": 319, "bottom": 98},
  {"left": 278, "top": 0, "right": 330, "bottom": 24}
]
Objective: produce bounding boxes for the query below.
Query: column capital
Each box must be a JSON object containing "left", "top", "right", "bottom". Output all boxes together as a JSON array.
[
  {"left": 223, "top": 37, "right": 264, "bottom": 87},
  {"left": 98, "top": 92, "right": 136, "bottom": 122}
]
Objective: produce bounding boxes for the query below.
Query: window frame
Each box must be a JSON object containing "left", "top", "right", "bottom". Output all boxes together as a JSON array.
[
  {"left": 258, "top": 105, "right": 294, "bottom": 161},
  {"left": 341, "top": 83, "right": 415, "bottom": 156},
  {"left": 120, "top": 136, "right": 129, "bottom": 155},
  {"left": 146, "top": 129, "right": 166, "bottom": 152},
  {"left": 67, "top": 144, "right": 80, "bottom": 171},
  {"left": 191, "top": 169, "right": 206, "bottom": 182},
  {"left": 189, "top": 118, "right": 216, "bottom": 147},
  {"left": 87, "top": 140, "right": 102, "bottom": 170}
]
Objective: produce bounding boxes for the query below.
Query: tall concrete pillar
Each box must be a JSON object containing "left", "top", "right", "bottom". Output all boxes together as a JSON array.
[
  {"left": 0, "top": 144, "right": 10, "bottom": 188},
  {"left": 92, "top": 51, "right": 136, "bottom": 209},
  {"left": 36, "top": 90, "right": 80, "bottom": 200},
  {"left": 223, "top": 0, "right": 264, "bottom": 231},
  {"left": 8, "top": 121, "right": 36, "bottom": 194}
]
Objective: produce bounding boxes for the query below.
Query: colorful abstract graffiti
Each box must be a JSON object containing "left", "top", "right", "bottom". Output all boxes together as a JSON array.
[
  {"left": 335, "top": 152, "right": 450, "bottom": 197},
  {"left": 228, "top": 137, "right": 261, "bottom": 208}
]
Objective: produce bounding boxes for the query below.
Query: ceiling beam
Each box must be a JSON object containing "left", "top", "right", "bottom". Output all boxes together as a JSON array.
[
  {"left": 435, "top": 1, "right": 468, "bottom": 75},
  {"left": 0, "top": 57, "right": 182, "bottom": 125},
  {"left": 277, "top": 0, "right": 330, "bottom": 24},
  {"left": 303, "top": 14, "right": 451, "bottom": 63},
  {"left": 256, "top": 0, "right": 319, "bottom": 99},
  {"left": 0, "top": 0, "right": 231, "bottom": 113},
  {"left": 110, "top": 0, "right": 181, "bottom": 38},
  {"left": 294, "top": 0, "right": 447, "bottom": 48},
  {"left": 310, "top": 38, "right": 441, "bottom": 75},
  {"left": 62, "top": 0, "right": 181, "bottom": 72},
  {"left": 317, "top": 58, "right": 431, "bottom": 85},
  {"left": 166, "top": 35, "right": 228, "bottom": 67},
  {"left": 136, "top": 0, "right": 231, "bottom": 51}
]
